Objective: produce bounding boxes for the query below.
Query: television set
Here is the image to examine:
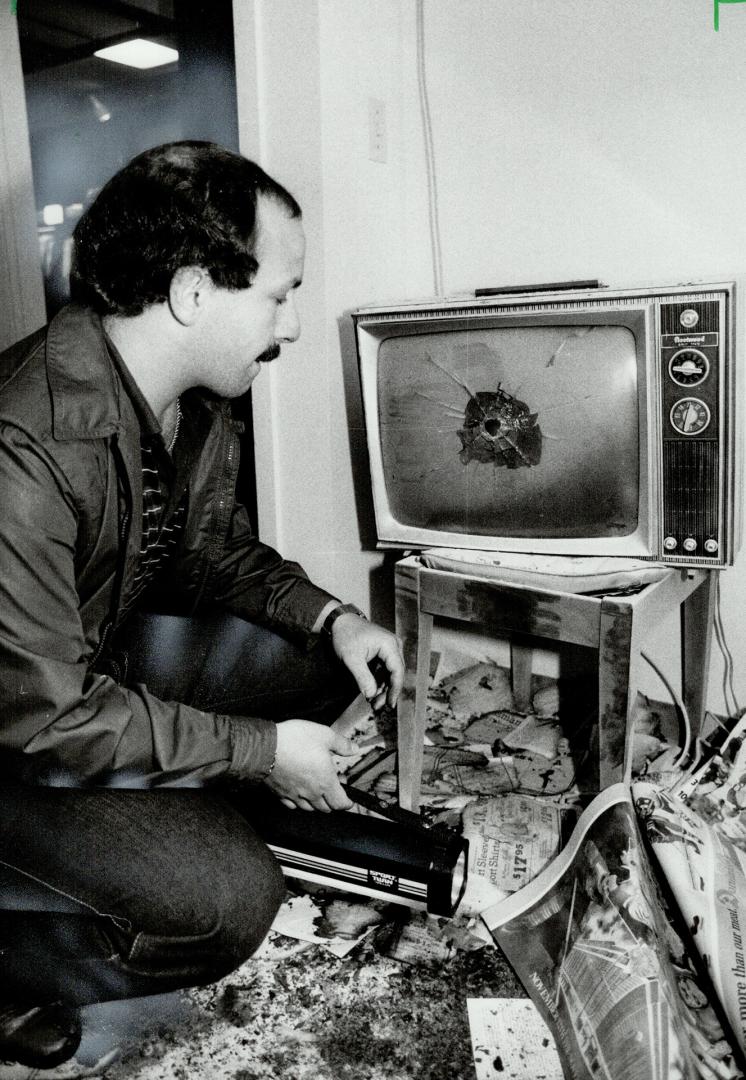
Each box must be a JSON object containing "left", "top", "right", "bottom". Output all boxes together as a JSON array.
[{"left": 353, "top": 280, "right": 742, "bottom": 569}]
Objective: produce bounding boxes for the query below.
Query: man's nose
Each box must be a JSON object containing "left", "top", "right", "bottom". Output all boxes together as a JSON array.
[{"left": 276, "top": 296, "right": 300, "bottom": 343}]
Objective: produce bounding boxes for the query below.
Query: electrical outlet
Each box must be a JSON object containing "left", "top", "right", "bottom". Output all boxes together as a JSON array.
[{"left": 368, "top": 97, "right": 387, "bottom": 163}]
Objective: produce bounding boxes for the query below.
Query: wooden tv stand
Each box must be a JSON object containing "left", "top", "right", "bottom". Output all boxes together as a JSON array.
[{"left": 394, "top": 555, "right": 715, "bottom": 811}]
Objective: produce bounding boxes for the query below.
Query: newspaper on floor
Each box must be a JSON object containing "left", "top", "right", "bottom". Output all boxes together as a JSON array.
[
  {"left": 334, "top": 648, "right": 746, "bottom": 1078},
  {"left": 270, "top": 892, "right": 383, "bottom": 958},
  {"left": 467, "top": 997, "right": 563, "bottom": 1080},
  {"left": 633, "top": 777, "right": 746, "bottom": 1068},
  {"left": 480, "top": 783, "right": 743, "bottom": 1080},
  {"left": 461, "top": 793, "right": 565, "bottom": 894}
]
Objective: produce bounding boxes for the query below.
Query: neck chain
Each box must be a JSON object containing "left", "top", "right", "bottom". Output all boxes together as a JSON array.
[{"left": 167, "top": 397, "right": 182, "bottom": 454}]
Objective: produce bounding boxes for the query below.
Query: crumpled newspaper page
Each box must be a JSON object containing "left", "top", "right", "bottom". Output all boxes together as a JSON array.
[
  {"left": 270, "top": 892, "right": 383, "bottom": 958},
  {"left": 462, "top": 793, "right": 564, "bottom": 894}
]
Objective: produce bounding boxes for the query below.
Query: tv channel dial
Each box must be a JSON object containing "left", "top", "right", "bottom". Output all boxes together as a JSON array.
[
  {"left": 668, "top": 348, "right": 709, "bottom": 387},
  {"left": 669, "top": 397, "right": 711, "bottom": 436}
]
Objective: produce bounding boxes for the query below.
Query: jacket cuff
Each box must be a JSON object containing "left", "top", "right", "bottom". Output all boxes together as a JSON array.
[
  {"left": 227, "top": 716, "right": 278, "bottom": 782},
  {"left": 272, "top": 583, "right": 341, "bottom": 640}
]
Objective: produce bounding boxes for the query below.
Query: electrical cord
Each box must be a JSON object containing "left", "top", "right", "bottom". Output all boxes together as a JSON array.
[
  {"left": 713, "top": 573, "right": 741, "bottom": 717},
  {"left": 640, "top": 649, "right": 692, "bottom": 767},
  {"left": 638, "top": 570, "right": 743, "bottom": 768},
  {"left": 416, "top": 0, "right": 444, "bottom": 297}
]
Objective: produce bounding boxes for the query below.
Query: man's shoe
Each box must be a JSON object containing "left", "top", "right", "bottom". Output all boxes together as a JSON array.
[{"left": 0, "top": 1002, "right": 81, "bottom": 1069}]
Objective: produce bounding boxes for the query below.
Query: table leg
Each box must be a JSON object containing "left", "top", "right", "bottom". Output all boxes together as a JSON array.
[
  {"left": 395, "top": 562, "right": 432, "bottom": 811},
  {"left": 682, "top": 571, "right": 716, "bottom": 743},
  {"left": 598, "top": 597, "right": 642, "bottom": 788},
  {"left": 510, "top": 641, "right": 533, "bottom": 712}
]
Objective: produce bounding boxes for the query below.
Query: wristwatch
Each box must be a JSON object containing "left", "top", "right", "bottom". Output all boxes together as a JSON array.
[{"left": 321, "top": 603, "right": 367, "bottom": 638}]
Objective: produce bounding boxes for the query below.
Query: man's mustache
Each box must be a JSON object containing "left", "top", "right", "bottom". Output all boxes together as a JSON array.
[{"left": 258, "top": 344, "right": 281, "bottom": 364}]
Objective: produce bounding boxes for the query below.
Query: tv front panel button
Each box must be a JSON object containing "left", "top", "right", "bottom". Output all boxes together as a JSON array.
[
  {"left": 683, "top": 537, "right": 698, "bottom": 553},
  {"left": 704, "top": 538, "right": 719, "bottom": 554},
  {"left": 663, "top": 536, "right": 678, "bottom": 551},
  {"left": 668, "top": 349, "right": 709, "bottom": 387}
]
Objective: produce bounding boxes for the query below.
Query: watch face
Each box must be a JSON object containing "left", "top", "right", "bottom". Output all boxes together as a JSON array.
[{"left": 669, "top": 397, "right": 711, "bottom": 436}]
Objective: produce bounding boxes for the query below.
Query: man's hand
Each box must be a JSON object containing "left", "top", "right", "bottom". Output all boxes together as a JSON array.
[
  {"left": 264, "top": 718, "right": 357, "bottom": 812},
  {"left": 331, "top": 614, "right": 404, "bottom": 709}
]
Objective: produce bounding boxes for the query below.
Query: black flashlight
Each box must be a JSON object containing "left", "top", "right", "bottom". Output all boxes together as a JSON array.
[{"left": 244, "top": 788, "right": 468, "bottom": 918}]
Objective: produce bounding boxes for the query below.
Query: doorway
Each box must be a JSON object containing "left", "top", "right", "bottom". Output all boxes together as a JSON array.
[{"left": 18, "top": 0, "right": 257, "bottom": 523}]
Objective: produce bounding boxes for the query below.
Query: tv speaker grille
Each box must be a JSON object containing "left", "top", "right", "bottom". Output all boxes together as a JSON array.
[{"left": 663, "top": 440, "right": 719, "bottom": 546}]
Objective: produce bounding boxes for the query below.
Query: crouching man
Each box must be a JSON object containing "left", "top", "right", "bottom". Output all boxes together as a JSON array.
[{"left": 0, "top": 141, "right": 403, "bottom": 1072}]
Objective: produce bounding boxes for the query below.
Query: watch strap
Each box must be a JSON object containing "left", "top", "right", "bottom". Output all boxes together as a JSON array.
[{"left": 321, "top": 603, "right": 367, "bottom": 637}]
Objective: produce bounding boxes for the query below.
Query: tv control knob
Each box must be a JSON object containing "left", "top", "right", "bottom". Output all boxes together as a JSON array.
[
  {"left": 683, "top": 537, "right": 698, "bottom": 553},
  {"left": 704, "top": 538, "right": 719, "bottom": 554},
  {"left": 663, "top": 536, "right": 678, "bottom": 551}
]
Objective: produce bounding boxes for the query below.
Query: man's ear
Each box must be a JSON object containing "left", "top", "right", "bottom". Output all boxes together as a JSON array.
[{"left": 168, "top": 266, "right": 212, "bottom": 326}]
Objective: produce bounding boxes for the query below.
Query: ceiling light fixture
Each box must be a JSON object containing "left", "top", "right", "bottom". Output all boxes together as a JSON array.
[
  {"left": 89, "top": 94, "right": 111, "bottom": 122},
  {"left": 42, "top": 204, "right": 64, "bottom": 226},
  {"left": 94, "top": 38, "right": 179, "bottom": 70}
]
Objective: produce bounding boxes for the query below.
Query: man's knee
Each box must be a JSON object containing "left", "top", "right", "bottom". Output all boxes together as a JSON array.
[
  {"left": 180, "top": 826, "right": 284, "bottom": 972},
  {"left": 114, "top": 834, "right": 285, "bottom": 993},
  {"left": 0, "top": 788, "right": 286, "bottom": 1003},
  {"left": 220, "top": 839, "right": 286, "bottom": 967}
]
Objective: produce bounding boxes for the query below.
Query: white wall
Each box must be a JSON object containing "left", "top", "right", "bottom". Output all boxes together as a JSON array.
[
  {"left": 236, "top": 0, "right": 746, "bottom": 713},
  {"left": 235, "top": 0, "right": 433, "bottom": 625},
  {"left": 419, "top": 0, "right": 746, "bottom": 291}
]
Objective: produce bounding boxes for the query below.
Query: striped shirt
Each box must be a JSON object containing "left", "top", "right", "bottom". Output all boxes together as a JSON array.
[
  {"left": 104, "top": 337, "right": 210, "bottom": 619},
  {"left": 123, "top": 440, "right": 188, "bottom": 615}
]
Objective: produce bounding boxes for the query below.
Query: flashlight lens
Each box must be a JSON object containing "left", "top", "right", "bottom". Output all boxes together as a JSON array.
[{"left": 451, "top": 848, "right": 468, "bottom": 910}]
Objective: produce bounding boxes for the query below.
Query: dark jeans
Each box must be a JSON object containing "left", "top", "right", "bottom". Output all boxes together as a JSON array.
[{"left": 0, "top": 613, "right": 358, "bottom": 1007}]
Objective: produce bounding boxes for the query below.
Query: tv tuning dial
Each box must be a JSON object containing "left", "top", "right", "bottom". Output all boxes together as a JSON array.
[
  {"left": 668, "top": 348, "right": 709, "bottom": 387},
  {"left": 705, "top": 538, "right": 719, "bottom": 554},
  {"left": 682, "top": 537, "right": 698, "bottom": 553},
  {"left": 663, "top": 536, "right": 678, "bottom": 551},
  {"left": 670, "top": 397, "right": 711, "bottom": 436}
]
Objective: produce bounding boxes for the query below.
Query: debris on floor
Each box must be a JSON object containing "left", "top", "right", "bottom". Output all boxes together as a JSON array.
[
  {"left": 83, "top": 645, "right": 742, "bottom": 1079},
  {"left": 101, "top": 896, "right": 525, "bottom": 1080},
  {"left": 269, "top": 892, "right": 383, "bottom": 957}
]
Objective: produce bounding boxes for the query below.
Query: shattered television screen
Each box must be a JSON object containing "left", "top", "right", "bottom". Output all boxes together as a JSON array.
[{"left": 377, "top": 325, "right": 639, "bottom": 538}]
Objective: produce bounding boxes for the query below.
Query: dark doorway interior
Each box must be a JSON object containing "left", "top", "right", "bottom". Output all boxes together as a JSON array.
[{"left": 18, "top": 0, "right": 257, "bottom": 525}]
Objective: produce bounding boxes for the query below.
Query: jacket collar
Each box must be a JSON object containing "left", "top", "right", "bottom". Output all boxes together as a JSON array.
[
  {"left": 45, "top": 303, "right": 237, "bottom": 443},
  {"left": 46, "top": 305, "right": 124, "bottom": 441}
]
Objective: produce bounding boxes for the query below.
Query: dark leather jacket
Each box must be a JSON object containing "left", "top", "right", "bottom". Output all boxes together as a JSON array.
[{"left": 0, "top": 306, "right": 337, "bottom": 786}]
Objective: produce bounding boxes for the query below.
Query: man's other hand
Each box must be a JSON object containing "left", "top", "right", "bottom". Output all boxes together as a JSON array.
[
  {"left": 331, "top": 615, "right": 404, "bottom": 709},
  {"left": 264, "top": 719, "right": 357, "bottom": 812}
]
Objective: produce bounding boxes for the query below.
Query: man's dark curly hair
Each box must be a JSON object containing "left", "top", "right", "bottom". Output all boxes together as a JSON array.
[{"left": 70, "top": 141, "right": 301, "bottom": 317}]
